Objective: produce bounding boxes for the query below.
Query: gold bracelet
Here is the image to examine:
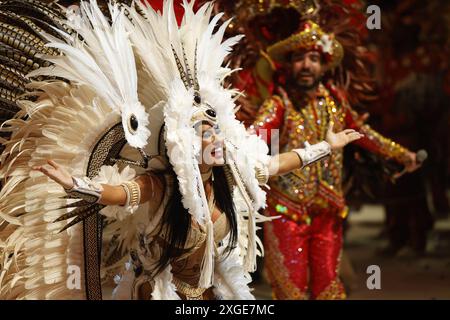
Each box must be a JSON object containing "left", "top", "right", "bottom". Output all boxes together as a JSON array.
[
  {"left": 121, "top": 180, "right": 141, "bottom": 208},
  {"left": 255, "top": 164, "right": 269, "bottom": 185}
]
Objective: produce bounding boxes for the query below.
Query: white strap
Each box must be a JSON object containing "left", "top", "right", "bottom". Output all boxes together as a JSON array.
[
  {"left": 293, "top": 141, "right": 331, "bottom": 168},
  {"left": 64, "top": 176, "right": 103, "bottom": 203}
]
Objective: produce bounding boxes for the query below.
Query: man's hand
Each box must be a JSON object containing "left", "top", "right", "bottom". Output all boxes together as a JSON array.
[
  {"left": 391, "top": 151, "right": 422, "bottom": 180},
  {"left": 326, "top": 122, "right": 364, "bottom": 150},
  {"left": 404, "top": 151, "right": 422, "bottom": 173},
  {"left": 32, "top": 159, "right": 74, "bottom": 189}
]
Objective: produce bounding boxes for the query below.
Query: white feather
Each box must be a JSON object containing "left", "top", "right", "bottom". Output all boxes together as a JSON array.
[{"left": 29, "top": 0, "right": 150, "bottom": 148}]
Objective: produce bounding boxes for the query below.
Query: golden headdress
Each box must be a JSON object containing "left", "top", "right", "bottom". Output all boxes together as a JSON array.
[{"left": 267, "top": 20, "right": 344, "bottom": 70}]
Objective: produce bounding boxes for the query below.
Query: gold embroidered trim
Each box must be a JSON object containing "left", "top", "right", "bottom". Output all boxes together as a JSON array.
[{"left": 315, "top": 279, "right": 346, "bottom": 300}]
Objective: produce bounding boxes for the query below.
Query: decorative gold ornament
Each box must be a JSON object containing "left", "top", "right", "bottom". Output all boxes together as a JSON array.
[
  {"left": 172, "top": 277, "right": 207, "bottom": 300},
  {"left": 236, "top": 0, "right": 319, "bottom": 18},
  {"left": 267, "top": 20, "right": 344, "bottom": 70}
]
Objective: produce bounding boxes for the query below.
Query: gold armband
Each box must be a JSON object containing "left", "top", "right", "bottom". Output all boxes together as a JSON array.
[
  {"left": 121, "top": 180, "right": 141, "bottom": 212},
  {"left": 255, "top": 164, "right": 269, "bottom": 186}
]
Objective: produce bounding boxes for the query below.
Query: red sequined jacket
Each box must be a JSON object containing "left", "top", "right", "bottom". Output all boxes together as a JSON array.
[{"left": 251, "top": 83, "right": 412, "bottom": 221}]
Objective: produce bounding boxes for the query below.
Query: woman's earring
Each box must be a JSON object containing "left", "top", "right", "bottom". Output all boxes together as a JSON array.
[{"left": 212, "top": 171, "right": 214, "bottom": 182}]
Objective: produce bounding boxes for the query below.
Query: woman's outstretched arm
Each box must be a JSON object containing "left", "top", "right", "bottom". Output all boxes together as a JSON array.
[
  {"left": 267, "top": 123, "right": 363, "bottom": 176},
  {"left": 32, "top": 160, "right": 164, "bottom": 207}
]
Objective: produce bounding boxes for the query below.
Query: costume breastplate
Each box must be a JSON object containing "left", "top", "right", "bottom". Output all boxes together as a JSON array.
[{"left": 272, "top": 87, "right": 346, "bottom": 209}]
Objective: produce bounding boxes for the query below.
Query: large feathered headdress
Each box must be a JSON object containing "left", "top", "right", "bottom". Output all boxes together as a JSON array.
[
  {"left": 0, "top": 0, "right": 271, "bottom": 298},
  {"left": 123, "top": 0, "right": 271, "bottom": 288}
]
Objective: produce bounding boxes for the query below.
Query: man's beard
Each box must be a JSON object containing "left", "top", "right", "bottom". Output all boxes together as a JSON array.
[{"left": 295, "top": 73, "right": 322, "bottom": 91}]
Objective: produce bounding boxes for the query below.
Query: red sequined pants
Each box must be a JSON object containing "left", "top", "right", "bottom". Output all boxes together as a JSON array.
[{"left": 264, "top": 201, "right": 346, "bottom": 300}]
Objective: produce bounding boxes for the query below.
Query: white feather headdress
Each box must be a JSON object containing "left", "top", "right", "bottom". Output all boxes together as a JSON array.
[
  {"left": 0, "top": 0, "right": 271, "bottom": 299},
  {"left": 122, "top": 0, "right": 271, "bottom": 288},
  {"left": 1, "top": 0, "right": 270, "bottom": 292}
]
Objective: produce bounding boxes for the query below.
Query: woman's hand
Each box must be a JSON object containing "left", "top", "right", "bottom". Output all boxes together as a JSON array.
[
  {"left": 32, "top": 159, "right": 74, "bottom": 189},
  {"left": 326, "top": 122, "right": 364, "bottom": 150}
]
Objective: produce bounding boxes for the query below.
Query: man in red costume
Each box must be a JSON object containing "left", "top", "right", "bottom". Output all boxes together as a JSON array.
[{"left": 251, "top": 20, "right": 421, "bottom": 299}]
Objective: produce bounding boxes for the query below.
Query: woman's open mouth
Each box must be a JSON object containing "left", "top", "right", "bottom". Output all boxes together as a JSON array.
[{"left": 211, "top": 147, "right": 223, "bottom": 158}]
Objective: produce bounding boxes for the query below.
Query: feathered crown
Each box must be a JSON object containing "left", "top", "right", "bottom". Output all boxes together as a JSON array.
[
  {"left": 124, "top": 0, "right": 271, "bottom": 288},
  {"left": 30, "top": 0, "right": 271, "bottom": 289},
  {"left": 0, "top": 0, "right": 272, "bottom": 298}
]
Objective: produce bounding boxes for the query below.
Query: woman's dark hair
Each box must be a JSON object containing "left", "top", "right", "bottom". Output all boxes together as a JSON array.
[{"left": 153, "top": 165, "right": 238, "bottom": 275}]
